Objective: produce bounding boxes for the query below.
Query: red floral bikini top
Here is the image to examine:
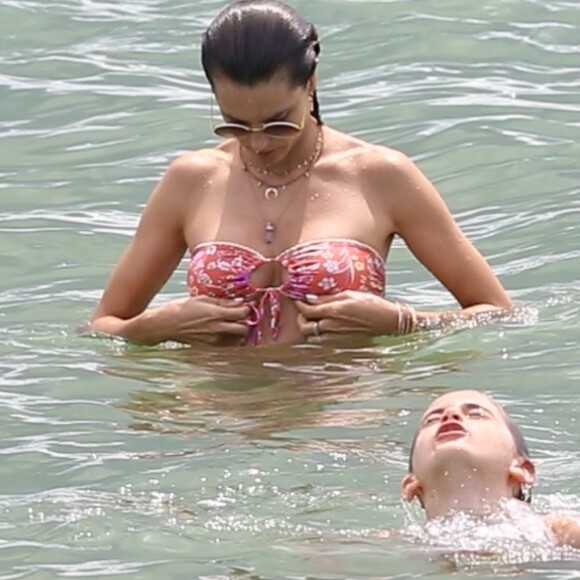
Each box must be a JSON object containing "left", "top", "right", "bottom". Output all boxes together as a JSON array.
[{"left": 187, "top": 238, "right": 386, "bottom": 345}]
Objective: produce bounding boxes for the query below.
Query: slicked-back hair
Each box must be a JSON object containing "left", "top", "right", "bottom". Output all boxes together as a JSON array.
[{"left": 201, "top": 0, "right": 323, "bottom": 124}]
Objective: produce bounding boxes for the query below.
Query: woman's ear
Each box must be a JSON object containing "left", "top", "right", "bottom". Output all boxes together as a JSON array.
[
  {"left": 307, "top": 74, "right": 317, "bottom": 95},
  {"left": 401, "top": 473, "right": 422, "bottom": 502}
]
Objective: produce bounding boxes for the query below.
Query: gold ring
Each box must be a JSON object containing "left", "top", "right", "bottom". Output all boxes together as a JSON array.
[{"left": 314, "top": 320, "right": 321, "bottom": 337}]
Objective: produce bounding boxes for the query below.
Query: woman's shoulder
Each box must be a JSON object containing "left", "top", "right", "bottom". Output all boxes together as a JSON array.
[
  {"left": 166, "top": 144, "right": 234, "bottom": 180},
  {"left": 147, "top": 145, "right": 235, "bottom": 209},
  {"left": 322, "top": 126, "right": 415, "bottom": 176}
]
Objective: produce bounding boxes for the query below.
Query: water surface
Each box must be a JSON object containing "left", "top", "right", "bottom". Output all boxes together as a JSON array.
[{"left": 1, "top": 0, "right": 580, "bottom": 577}]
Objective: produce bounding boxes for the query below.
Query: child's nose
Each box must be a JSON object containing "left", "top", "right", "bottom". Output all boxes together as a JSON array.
[{"left": 441, "top": 406, "right": 462, "bottom": 422}]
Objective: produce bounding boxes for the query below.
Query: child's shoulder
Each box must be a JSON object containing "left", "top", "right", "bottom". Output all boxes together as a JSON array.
[{"left": 544, "top": 514, "right": 580, "bottom": 548}]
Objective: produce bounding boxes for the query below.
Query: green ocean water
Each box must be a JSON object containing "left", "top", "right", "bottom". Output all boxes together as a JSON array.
[{"left": 1, "top": 0, "right": 580, "bottom": 577}]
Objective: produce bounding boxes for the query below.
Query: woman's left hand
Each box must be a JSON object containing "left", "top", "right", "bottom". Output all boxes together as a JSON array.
[{"left": 295, "top": 291, "right": 398, "bottom": 344}]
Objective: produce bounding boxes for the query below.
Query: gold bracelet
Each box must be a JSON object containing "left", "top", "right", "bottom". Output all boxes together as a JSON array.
[
  {"left": 396, "top": 302, "right": 418, "bottom": 335},
  {"left": 408, "top": 304, "right": 418, "bottom": 333},
  {"left": 395, "top": 301, "right": 403, "bottom": 335}
]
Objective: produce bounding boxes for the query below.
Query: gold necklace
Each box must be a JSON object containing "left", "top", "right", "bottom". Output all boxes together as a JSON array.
[
  {"left": 243, "top": 130, "right": 324, "bottom": 244},
  {"left": 241, "top": 127, "right": 323, "bottom": 201},
  {"left": 255, "top": 183, "right": 301, "bottom": 245},
  {"left": 244, "top": 127, "right": 324, "bottom": 178}
]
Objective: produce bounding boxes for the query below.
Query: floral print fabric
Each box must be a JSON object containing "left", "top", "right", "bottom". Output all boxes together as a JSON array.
[{"left": 187, "top": 239, "right": 386, "bottom": 345}]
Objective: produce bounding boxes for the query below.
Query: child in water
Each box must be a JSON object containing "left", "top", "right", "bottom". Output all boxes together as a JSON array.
[{"left": 401, "top": 390, "right": 580, "bottom": 551}]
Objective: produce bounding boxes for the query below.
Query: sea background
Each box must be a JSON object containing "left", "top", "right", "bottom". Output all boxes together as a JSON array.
[{"left": 1, "top": 0, "right": 579, "bottom": 578}]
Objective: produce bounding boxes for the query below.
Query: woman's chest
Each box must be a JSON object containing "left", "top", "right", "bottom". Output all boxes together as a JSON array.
[{"left": 183, "top": 171, "right": 393, "bottom": 254}]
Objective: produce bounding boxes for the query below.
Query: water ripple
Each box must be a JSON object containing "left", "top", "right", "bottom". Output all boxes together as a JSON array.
[{"left": 1, "top": 0, "right": 580, "bottom": 577}]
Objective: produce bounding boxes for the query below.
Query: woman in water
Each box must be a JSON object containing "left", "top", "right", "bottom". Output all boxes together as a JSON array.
[
  {"left": 89, "top": 0, "right": 512, "bottom": 347},
  {"left": 402, "top": 389, "right": 580, "bottom": 549}
]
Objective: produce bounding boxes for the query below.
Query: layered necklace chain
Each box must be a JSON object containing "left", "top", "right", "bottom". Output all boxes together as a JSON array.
[
  {"left": 242, "top": 127, "right": 324, "bottom": 244},
  {"left": 242, "top": 127, "right": 323, "bottom": 200}
]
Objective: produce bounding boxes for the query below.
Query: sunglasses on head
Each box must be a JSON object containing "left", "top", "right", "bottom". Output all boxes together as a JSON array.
[{"left": 211, "top": 97, "right": 308, "bottom": 140}]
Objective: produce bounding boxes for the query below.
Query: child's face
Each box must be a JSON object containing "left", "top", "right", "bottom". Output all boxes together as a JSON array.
[{"left": 410, "top": 390, "right": 518, "bottom": 481}]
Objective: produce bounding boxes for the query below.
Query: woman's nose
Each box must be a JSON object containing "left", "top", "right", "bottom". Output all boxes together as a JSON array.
[{"left": 247, "top": 131, "right": 271, "bottom": 153}]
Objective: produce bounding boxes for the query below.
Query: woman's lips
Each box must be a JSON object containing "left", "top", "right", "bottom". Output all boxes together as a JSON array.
[
  {"left": 436, "top": 421, "right": 467, "bottom": 440},
  {"left": 247, "top": 149, "right": 278, "bottom": 166},
  {"left": 252, "top": 148, "right": 277, "bottom": 157}
]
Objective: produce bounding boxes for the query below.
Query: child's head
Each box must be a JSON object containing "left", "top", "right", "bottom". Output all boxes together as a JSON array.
[{"left": 402, "top": 390, "right": 535, "bottom": 516}]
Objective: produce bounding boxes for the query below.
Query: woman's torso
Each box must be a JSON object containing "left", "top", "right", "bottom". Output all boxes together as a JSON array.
[{"left": 179, "top": 126, "right": 396, "bottom": 344}]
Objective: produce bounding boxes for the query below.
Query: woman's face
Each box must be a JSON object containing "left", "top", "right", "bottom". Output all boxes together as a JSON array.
[{"left": 211, "top": 73, "right": 311, "bottom": 168}]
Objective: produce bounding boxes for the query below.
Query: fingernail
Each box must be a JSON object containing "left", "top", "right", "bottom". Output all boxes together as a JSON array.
[{"left": 306, "top": 293, "right": 318, "bottom": 302}]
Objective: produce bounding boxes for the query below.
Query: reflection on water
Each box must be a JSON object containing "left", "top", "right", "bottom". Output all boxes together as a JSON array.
[
  {"left": 2, "top": 0, "right": 580, "bottom": 575},
  {"left": 105, "top": 341, "right": 484, "bottom": 439}
]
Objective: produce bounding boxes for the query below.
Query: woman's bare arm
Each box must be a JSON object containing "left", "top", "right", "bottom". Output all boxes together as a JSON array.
[
  {"left": 90, "top": 153, "right": 201, "bottom": 343},
  {"left": 380, "top": 149, "right": 512, "bottom": 326}
]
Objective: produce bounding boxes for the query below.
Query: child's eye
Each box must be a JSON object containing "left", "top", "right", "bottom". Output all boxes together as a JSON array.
[
  {"left": 468, "top": 407, "right": 485, "bottom": 418},
  {"left": 423, "top": 414, "right": 440, "bottom": 425}
]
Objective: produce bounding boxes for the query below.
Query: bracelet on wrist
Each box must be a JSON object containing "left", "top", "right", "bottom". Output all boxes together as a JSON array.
[{"left": 395, "top": 301, "right": 418, "bottom": 335}]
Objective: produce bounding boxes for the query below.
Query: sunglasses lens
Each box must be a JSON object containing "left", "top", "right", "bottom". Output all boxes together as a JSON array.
[
  {"left": 263, "top": 123, "right": 301, "bottom": 138},
  {"left": 213, "top": 125, "right": 249, "bottom": 139},
  {"left": 213, "top": 122, "right": 302, "bottom": 139}
]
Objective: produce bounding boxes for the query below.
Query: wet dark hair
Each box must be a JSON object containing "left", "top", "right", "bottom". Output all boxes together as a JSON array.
[
  {"left": 201, "top": 0, "right": 322, "bottom": 124},
  {"left": 408, "top": 398, "right": 532, "bottom": 504}
]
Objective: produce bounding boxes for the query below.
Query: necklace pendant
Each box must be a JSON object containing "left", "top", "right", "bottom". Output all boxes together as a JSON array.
[
  {"left": 264, "top": 187, "right": 279, "bottom": 200},
  {"left": 265, "top": 220, "right": 275, "bottom": 244}
]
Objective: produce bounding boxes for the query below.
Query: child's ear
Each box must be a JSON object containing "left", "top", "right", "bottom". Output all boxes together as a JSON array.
[
  {"left": 508, "top": 456, "right": 536, "bottom": 486},
  {"left": 401, "top": 473, "right": 422, "bottom": 502}
]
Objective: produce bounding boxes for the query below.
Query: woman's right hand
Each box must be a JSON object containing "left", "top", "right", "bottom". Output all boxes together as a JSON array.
[{"left": 99, "top": 296, "right": 253, "bottom": 347}]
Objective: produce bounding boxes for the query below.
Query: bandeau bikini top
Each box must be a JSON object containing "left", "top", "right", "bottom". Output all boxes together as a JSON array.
[{"left": 187, "top": 238, "right": 386, "bottom": 345}]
